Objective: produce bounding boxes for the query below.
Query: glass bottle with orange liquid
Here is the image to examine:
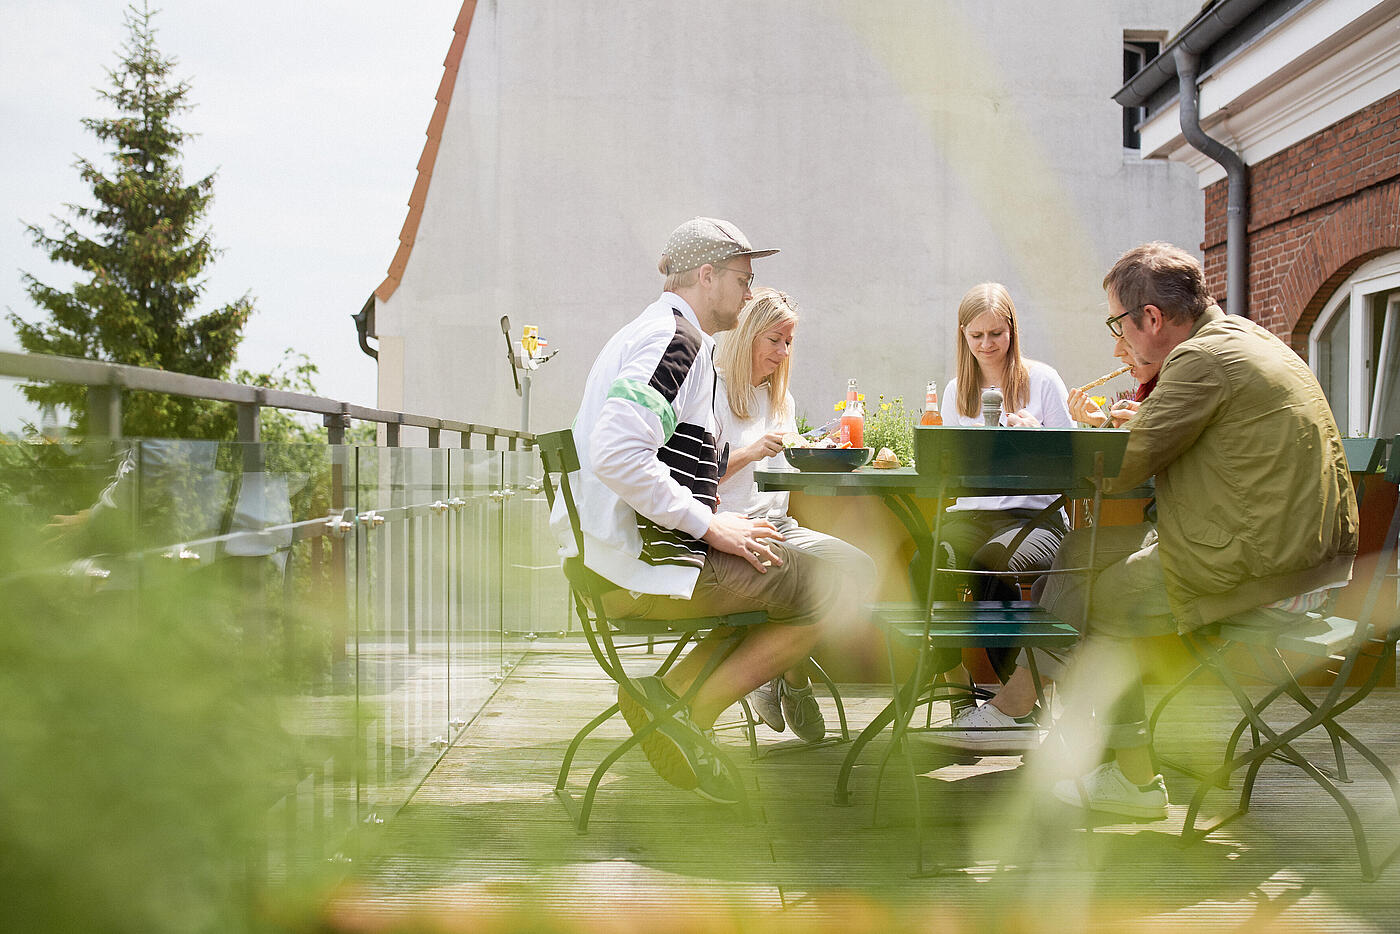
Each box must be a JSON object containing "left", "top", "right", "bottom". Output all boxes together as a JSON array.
[
  {"left": 839, "top": 378, "right": 865, "bottom": 447},
  {"left": 920, "top": 380, "right": 943, "bottom": 426}
]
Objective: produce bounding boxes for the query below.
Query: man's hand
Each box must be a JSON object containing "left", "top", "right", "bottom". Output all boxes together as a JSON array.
[
  {"left": 1067, "top": 388, "right": 1108, "bottom": 427},
  {"left": 702, "top": 512, "right": 785, "bottom": 572},
  {"left": 1108, "top": 399, "right": 1140, "bottom": 427}
]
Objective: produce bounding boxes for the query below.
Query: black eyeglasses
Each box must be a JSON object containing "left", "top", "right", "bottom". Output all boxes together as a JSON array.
[
  {"left": 717, "top": 266, "right": 755, "bottom": 290},
  {"left": 1105, "top": 307, "right": 1136, "bottom": 337}
]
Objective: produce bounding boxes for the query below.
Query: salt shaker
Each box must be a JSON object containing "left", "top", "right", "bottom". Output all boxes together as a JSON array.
[{"left": 980, "top": 386, "right": 1003, "bottom": 426}]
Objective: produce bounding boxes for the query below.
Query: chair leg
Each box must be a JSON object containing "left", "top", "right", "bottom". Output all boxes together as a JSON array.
[
  {"left": 834, "top": 695, "right": 902, "bottom": 806},
  {"left": 1178, "top": 635, "right": 1394, "bottom": 879},
  {"left": 808, "top": 656, "right": 850, "bottom": 742},
  {"left": 557, "top": 702, "right": 621, "bottom": 792},
  {"left": 1148, "top": 655, "right": 1224, "bottom": 786},
  {"left": 573, "top": 731, "right": 646, "bottom": 833},
  {"left": 736, "top": 697, "right": 761, "bottom": 757}
]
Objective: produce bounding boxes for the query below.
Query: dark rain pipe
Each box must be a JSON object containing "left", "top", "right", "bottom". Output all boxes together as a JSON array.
[{"left": 1174, "top": 48, "right": 1249, "bottom": 318}]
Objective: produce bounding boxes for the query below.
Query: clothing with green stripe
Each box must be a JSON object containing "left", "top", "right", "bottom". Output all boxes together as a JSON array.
[{"left": 549, "top": 293, "right": 721, "bottom": 597}]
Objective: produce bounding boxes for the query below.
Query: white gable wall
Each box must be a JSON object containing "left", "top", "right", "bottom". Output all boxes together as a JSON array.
[{"left": 377, "top": 0, "right": 1204, "bottom": 436}]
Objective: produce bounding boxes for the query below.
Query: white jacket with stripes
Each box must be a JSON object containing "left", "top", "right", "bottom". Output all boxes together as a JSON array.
[{"left": 551, "top": 293, "right": 719, "bottom": 597}]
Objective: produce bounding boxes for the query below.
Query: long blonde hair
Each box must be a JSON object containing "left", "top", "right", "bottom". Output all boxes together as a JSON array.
[
  {"left": 715, "top": 287, "right": 798, "bottom": 420},
  {"left": 954, "top": 282, "right": 1030, "bottom": 418}
]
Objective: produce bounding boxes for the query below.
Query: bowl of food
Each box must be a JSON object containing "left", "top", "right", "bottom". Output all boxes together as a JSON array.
[{"left": 783, "top": 445, "right": 873, "bottom": 472}]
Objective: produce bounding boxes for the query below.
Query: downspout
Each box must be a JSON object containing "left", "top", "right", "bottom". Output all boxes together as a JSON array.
[{"left": 1174, "top": 48, "right": 1249, "bottom": 318}]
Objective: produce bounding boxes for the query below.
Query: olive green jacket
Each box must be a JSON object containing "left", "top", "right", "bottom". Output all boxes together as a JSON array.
[{"left": 1104, "top": 306, "right": 1358, "bottom": 632}]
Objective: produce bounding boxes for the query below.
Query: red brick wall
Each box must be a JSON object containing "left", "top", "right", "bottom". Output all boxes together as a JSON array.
[{"left": 1201, "top": 89, "right": 1400, "bottom": 354}]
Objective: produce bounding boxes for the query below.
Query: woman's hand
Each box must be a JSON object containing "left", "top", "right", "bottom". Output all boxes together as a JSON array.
[
  {"left": 1067, "top": 388, "right": 1108, "bottom": 427},
  {"left": 1108, "top": 399, "right": 1140, "bottom": 427},
  {"left": 739, "top": 430, "right": 786, "bottom": 466},
  {"left": 1005, "top": 409, "right": 1042, "bottom": 427},
  {"left": 721, "top": 430, "right": 787, "bottom": 480}
]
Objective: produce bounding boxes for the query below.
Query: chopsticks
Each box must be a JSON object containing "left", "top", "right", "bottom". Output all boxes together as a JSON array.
[{"left": 1076, "top": 364, "right": 1131, "bottom": 393}]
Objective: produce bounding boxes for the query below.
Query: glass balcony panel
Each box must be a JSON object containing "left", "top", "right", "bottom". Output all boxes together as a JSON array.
[{"left": 447, "top": 448, "right": 506, "bottom": 725}]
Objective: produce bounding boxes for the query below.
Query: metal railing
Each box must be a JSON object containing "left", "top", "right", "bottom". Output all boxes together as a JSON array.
[
  {"left": 0, "top": 349, "right": 534, "bottom": 449},
  {"left": 0, "top": 350, "right": 566, "bottom": 912}
]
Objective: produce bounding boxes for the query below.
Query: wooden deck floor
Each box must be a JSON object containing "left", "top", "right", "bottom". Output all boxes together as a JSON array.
[{"left": 329, "top": 639, "right": 1400, "bottom": 932}]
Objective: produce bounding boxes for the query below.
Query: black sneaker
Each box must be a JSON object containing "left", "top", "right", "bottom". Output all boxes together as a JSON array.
[
  {"left": 617, "top": 676, "right": 741, "bottom": 804},
  {"left": 692, "top": 730, "right": 743, "bottom": 805}
]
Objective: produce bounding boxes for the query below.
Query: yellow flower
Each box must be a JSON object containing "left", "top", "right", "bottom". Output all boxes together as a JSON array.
[
  {"left": 857, "top": 393, "right": 865, "bottom": 402},
  {"left": 834, "top": 400, "right": 846, "bottom": 412},
  {"left": 1091, "top": 395, "right": 1107, "bottom": 409},
  {"left": 881, "top": 402, "right": 891, "bottom": 412}
]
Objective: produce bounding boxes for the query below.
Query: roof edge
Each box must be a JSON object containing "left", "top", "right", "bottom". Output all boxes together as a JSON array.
[
  {"left": 1113, "top": 0, "right": 1283, "bottom": 106},
  {"left": 375, "top": 1, "right": 479, "bottom": 303}
]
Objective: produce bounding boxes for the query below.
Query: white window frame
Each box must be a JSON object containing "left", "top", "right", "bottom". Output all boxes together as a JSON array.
[{"left": 1309, "top": 251, "right": 1400, "bottom": 436}]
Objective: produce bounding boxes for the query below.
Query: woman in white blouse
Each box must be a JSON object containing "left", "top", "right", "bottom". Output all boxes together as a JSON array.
[
  {"left": 933, "top": 282, "right": 1074, "bottom": 687},
  {"left": 713, "top": 288, "right": 875, "bottom": 743}
]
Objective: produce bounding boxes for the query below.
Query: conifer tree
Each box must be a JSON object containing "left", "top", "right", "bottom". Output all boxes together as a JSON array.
[{"left": 9, "top": 2, "right": 253, "bottom": 438}]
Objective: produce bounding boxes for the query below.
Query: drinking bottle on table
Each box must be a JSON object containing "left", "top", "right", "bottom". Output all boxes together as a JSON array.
[
  {"left": 920, "top": 380, "right": 943, "bottom": 426},
  {"left": 839, "top": 378, "right": 865, "bottom": 447}
]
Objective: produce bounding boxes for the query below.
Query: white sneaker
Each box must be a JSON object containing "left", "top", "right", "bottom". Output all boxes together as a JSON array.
[
  {"left": 780, "top": 680, "right": 826, "bottom": 744},
  {"left": 1053, "top": 761, "right": 1168, "bottom": 820},
  {"left": 917, "top": 702, "right": 1044, "bottom": 753},
  {"left": 746, "top": 678, "right": 784, "bottom": 732}
]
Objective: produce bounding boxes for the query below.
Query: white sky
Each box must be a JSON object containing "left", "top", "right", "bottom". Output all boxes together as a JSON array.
[{"left": 0, "top": 0, "right": 463, "bottom": 430}]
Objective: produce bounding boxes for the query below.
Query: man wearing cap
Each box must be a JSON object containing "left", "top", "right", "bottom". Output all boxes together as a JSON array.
[{"left": 552, "top": 217, "right": 852, "bottom": 803}]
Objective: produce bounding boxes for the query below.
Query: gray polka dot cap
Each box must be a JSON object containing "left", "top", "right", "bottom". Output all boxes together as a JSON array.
[{"left": 660, "top": 217, "right": 779, "bottom": 275}]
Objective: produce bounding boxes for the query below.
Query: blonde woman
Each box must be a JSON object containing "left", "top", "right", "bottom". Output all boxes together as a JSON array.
[
  {"left": 713, "top": 288, "right": 875, "bottom": 743},
  {"left": 930, "top": 283, "right": 1073, "bottom": 717}
]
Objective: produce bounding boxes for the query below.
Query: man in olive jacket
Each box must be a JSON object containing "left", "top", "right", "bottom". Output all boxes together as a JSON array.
[{"left": 928, "top": 242, "right": 1359, "bottom": 820}]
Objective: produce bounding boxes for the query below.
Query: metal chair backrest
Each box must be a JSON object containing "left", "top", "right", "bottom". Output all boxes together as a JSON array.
[
  {"left": 1342, "top": 436, "right": 1389, "bottom": 476},
  {"left": 913, "top": 426, "right": 1129, "bottom": 494},
  {"left": 535, "top": 428, "right": 584, "bottom": 556}
]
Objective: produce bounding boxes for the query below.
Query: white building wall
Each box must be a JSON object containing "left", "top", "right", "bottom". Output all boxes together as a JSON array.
[{"left": 378, "top": 0, "right": 1204, "bottom": 435}]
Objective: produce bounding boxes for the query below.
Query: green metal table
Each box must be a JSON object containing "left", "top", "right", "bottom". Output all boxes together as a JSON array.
[{"left": 758, "top": 426, "right": 1131, "bottom": 872}]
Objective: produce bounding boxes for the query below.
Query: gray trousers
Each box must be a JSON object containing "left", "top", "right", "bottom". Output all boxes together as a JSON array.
[{"left": 1025, "top": 523, "right": 1173, "bottom": 749}]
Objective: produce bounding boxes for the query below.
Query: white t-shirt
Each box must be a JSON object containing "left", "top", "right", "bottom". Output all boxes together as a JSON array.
[
  {"left": 940, "top": 359, "right": 1073, "bottom": 512},
  {"left": 714, "top": 374, "right": 796, "bottom": 522}
]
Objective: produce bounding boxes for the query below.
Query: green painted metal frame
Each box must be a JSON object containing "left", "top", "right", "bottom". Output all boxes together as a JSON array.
[
  {"left": 761, "top": 426, "right": 1132, "bottom": 873},
  {"left": 1148, "top": 435, "right": 1400, "bottom": 880},
  {"left": 536, "top": 428, "right": 848, "bottom": 832}
]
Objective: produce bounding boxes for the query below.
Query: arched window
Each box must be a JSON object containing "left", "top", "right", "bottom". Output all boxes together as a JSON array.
[{"left": 1309, "top": 252, "right": 1400, "bottom": 438}]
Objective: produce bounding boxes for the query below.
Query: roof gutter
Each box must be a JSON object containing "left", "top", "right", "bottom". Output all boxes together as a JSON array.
[
  {"left": 1114, "top": 0, "right": 1271, "bottom": 109},
  {"left": 1174, "top": 47, "right": 1250, "bottom": 318},
  {"left": 1114, "top": 0, "right": 1275, "bottom": 318}
]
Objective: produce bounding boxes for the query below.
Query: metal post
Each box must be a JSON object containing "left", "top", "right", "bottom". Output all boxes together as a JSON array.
[
  {"left": 87, "top": 385, "right": 122, "bottom": 438},
  {"left": 237, "top": 402, "right": 261, "bottom": 444},
  {"left": 520, "top": 369, "right": 532, "bottom": 434},
  {"left": 324, "top": 412, "right": 350, "bottom": 445}
]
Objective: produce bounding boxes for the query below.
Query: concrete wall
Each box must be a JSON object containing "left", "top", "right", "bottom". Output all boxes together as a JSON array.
[{"left": 377, "top": 0, "right": 1204, "bottom": 436}]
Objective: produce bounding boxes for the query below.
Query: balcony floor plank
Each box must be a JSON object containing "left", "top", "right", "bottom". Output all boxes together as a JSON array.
[{"left": 332, "top": 639, "right": 1400, "bottom": 931}]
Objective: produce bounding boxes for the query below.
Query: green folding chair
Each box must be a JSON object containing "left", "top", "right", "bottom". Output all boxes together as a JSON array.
[
  {"left": 537, "top": 428, "right": 846, "bottom": 832},
  {"left": 1149, "top": 435, "right": 1400, "bottom": 880}
]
